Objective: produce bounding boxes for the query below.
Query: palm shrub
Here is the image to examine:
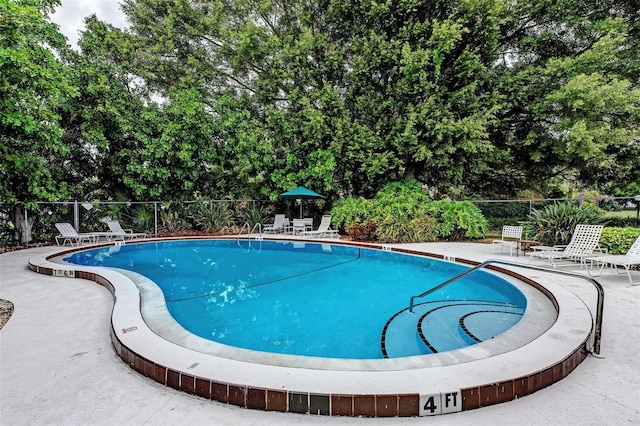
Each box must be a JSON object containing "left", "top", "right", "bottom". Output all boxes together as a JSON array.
[
  {"left": 428, "top": 201, "right": 488, "bottom": 240},
  {"left": 188, "top": 201, "right": 235, "bottom": 232},
  {"left": 131, "top": 205, "right": 154, "bottom": 232},
  {"left": 238, "top": 203, "right": 268, "bottom": 229},
  {"left": 159, "top": 209, "right": 188, "bottom": 233},
  {"left": 103, "top": 191, "right": 130, "bottom": 222},
  {"left": 524, "top": 203, "right": 606, "bottom": 246}
]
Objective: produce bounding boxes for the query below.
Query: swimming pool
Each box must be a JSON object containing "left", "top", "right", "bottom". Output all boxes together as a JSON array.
[
  {"left": 31, "top": 238, "right": 594, "bottom": 417},
  {"left": 62, "top": 239, "right": 526, "bottom": 359}
]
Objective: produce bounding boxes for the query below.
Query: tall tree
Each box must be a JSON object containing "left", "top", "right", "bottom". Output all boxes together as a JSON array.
[
  {"left": 484, "top": 0, "right": 640, "bottom": 197},
  {"left": 325, "top": 0, "right": 506, "bottom": 196},
  {"left": 0, "top": 0, "right": 75, "bottom": 240},
  {"left": 121, "top": 0, "right": 512, "bottom": 198},
  {"left": 111, "top": 0, "right": 640, "bottom": 199},
  {"left": 60, "top": 15, "right": 156, "bottom": 200}
]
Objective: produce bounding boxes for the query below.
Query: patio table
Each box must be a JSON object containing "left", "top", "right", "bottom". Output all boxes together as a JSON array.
[{"left": 516, "top": 239, "right": 541, "bottom": 257}]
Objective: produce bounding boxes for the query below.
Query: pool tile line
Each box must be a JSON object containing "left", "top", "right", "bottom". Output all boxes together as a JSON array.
[
  {"left": 29, "top": 238, "right": 594, "bottom": 417},
  {"left": 107, "top": 322, "right": 589, "bottom": 416}
]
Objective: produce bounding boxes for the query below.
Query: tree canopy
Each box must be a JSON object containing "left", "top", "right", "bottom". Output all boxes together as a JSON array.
[
  {"left": 0, "top": 0, "right": 75, "bottom": 207},
  {"left": 2, "top": 0, "right": 639, "bottom": 208}
]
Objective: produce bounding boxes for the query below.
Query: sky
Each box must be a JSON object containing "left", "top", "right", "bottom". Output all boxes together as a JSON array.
[{"left": 50, "top": 0, "right": 128, "bottom": 48}]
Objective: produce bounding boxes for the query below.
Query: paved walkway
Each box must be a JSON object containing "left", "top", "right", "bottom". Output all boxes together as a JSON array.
[{"left": 1, "top": 242, "right": 638, "bottom": 425}]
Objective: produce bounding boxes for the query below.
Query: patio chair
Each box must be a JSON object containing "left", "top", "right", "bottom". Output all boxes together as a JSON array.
[
  {"left": 292, "top": 218, "right": 306, "bottom": 235},
  {"left": 529, "top": 224, "right": 604, "bottom": 269},
  {"left": 492, "top": 225, "right": 523, "bottom": 256},
  {"left": 264, "top": 214, "right": 286, "bottom": 233},
  {"left": 303, "top": 217, "right": 313, "bottom": 231},
  {"left": 301, "top": 215, "right": 339, "bottom": 239},
  {"left": 106, "top": 219, "right": 147, "bottom": 240},
  {"left": 54, "top": 223, "right": 99, "bottom": 246},
  {"left": 587, "top": 235, "right": 640, "bottom": 285}
]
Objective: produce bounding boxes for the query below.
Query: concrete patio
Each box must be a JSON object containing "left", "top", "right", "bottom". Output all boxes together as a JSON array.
[{"left": 1, "top": 241, "right": 638, "bottom": 425}]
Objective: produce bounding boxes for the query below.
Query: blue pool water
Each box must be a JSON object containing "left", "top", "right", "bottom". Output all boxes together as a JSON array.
[{"left": 64, "top": 239, "right": 526, "bottom": 359}]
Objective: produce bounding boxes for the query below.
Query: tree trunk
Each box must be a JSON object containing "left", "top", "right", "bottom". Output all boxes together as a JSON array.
[
  {"left": 12, "top": 206, "right": 35, "bottom": 244},
  {"left": 566, "top": 170, "right": 575, "bottom": 201},
  {"left": 577, "top": 182, "right": 585, "bottom": 207}
]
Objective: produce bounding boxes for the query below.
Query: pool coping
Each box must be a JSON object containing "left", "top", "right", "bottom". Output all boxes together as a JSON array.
[{"left": 28, "top": 237, "right": 595, "bottom": 417}]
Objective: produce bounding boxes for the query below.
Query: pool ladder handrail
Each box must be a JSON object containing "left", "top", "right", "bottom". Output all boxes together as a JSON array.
[
  {"left": 237, "top": 222, "right": 263, "bottom": 241},
  {"left": 408, "top": 259, "right": 604, "bottom": 355}
]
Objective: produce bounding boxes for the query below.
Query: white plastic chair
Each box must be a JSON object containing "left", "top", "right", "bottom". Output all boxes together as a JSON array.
[
  {"left": 292, "top": 219, "right": 306, "bottom": 235},
  {"left": 492, "top": 226, "right": 523, "bottom": 256}
]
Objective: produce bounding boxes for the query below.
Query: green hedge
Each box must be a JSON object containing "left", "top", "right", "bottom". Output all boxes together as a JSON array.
[{"left": 599, "top": 227, "right": 640, "bottom": 254}]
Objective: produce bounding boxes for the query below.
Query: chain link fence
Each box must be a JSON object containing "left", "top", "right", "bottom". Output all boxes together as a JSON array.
[
  {"left": 1, "top": 196, "right": 638, "bottom": 247},
  {"left": 473, "top": 196, "right": 639, "bottom": 230},
  {"left": 0, "top": 199, "right": 276, "bottom": 246}
]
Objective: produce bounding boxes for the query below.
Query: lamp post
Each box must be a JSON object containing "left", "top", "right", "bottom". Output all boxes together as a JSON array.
[{"left": 635, "top": 195, "right": 640, "bottom": 227}]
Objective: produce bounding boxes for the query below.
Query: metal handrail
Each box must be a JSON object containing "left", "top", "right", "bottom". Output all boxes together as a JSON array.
[
  {"left": 237, "top": 222, "right": 250, "bottom": 241},
  {"left": 237, "top": 222, "right": 263, "bottom": 241},
  {"left": 408, "top": 259, "right": 604, "bottom": 354},
  {"left": 251, "top": 223, "right": 263, "bottom": 239}
]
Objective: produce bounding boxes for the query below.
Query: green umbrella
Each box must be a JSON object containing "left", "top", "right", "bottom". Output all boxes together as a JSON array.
[{"left": 279, "top": 186, "right": 326, "bottom": 218}]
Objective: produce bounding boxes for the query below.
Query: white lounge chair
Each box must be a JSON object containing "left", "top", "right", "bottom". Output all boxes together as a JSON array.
[
  {"left": 529, "top": 224, "right": 604, "bottom": 268},
  {"left": 587, "top": 235, "right": 640, "bottom": 285},
  {"left": 106, "top": 219, "right": 147, "bottom": 240},
  {"left": 54, "top": 223, "right": 99, "bottom": 246},
  {"left": 301, "top": 215, "right": 339, "bottom": 239},
  {"left": 492, "top": 225, "right": 523, "bottom": 256},
  {"left": 264, "top": 214, "right": 286, "bottom": 233}
]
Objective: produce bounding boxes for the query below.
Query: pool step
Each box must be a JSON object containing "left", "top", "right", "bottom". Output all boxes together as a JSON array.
[{"left": 381, "top": 301, "right": 524, "bottom": 358}]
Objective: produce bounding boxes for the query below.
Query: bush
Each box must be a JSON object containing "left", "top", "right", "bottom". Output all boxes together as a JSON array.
[
  {"left": 331, "top": 181, "right": 489, "bottom": 242},
  {"left": 370, "top": 181, "right": 432, "bottom": 221},
  {"left": 330, "top": 181, "right": 432, "bottom": 233},
  {"left": 376, "top": 216, "right": 437, "bottom": 243},
  {"left": 188, "top": 201, "right": 236, "bottom": 232},
  {"left": 599, "top": 227, "right": 640, "bottom": 254},
  {"left": 603, "top": 215, "right": 638, "bottom": 228},
  {"left": 159, "top": 208, "right": 189, "bottom": 233},
  {"left": 475, "top": 201, "right": 530, "bottom": 230},
  {"left": 130, "top": 205, "right": 154, "bottom": 232},
  {"left": 237, "top": 203, "right": 268, "bottom": 229},
  {"left": 330, "top": 197, "right": 374, "bottom": 231},
  {"left": 599, "top": 199, "right": 624, "bottom": 212},
  {"left": 524, "top": 202, "right": 606, "bottom": 246},
  {"left": 346, "top": 221, "right": 378, "bottom": 241},
  {"left": 428, "top": 201, "right": 488, "bottom": 240}
]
